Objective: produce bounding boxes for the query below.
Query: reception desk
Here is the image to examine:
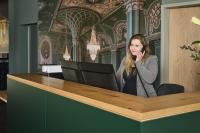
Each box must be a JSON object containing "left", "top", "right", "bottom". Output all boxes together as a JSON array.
[{"left": 7, "top": 74, "right": 200, "bottom": 133}]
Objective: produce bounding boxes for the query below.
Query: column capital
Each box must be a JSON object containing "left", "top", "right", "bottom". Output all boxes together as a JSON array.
[
  {"left": 124, "top": 0, "right": 145, "bottom": 12},
  {"left": 110, "top": 45, "right": 117, "bottom": 52}
]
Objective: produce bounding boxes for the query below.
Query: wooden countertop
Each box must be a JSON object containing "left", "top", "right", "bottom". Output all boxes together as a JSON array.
[
  {"left": 8, "top": 74, "right": 200, "bottom": 122},
  {"left": 0, "top": 90, "right": 7, "bottom": 103}
]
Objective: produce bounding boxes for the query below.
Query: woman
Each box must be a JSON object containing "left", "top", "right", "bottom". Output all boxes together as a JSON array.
[{"left": 116, "top": 34, "right": 158, "bottom": 97}]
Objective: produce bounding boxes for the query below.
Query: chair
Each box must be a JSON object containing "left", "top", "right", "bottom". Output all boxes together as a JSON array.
[{"left": 156, "top": 84, "right": 184, "bottom": 96}]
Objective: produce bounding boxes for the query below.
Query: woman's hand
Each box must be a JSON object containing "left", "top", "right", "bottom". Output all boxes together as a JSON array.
[{"left": 133, "top": 51, "right": 145, "bottom": 62}]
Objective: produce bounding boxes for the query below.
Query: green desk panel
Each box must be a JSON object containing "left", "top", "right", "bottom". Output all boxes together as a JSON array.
[
  {"left": 46, "top": 92, "right": 141, "bottom": 133},
  {"left": 7, "top": 78, "right": 200, "bottom": 133},
  {"left": 141, "top": 111, "right": 200, "bottom": 133},
  {"left": 8, "top": 80, "right": 46, "bottom": 133}
]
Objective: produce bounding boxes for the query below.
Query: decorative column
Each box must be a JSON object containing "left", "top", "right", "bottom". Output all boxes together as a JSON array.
[
  {"left": 124, "top": 0, "right": 145, "bottom": 40},
  {"left": 72, "top": 37, "right": 80, "bottom": 61},
  {"left": 97, "top": 53, "right": 102, "bottom": 63},
  {"left": 66, "top": 19, "right": 81, "bottom": 62},
  {"left": 111, "top": 46, "right": 117, "bottom": 71}
]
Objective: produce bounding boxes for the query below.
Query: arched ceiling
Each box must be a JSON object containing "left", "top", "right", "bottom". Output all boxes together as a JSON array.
[
  {"left": 61, "top": 0, "right": 122, "bottom": 16},
  {"left": 56, "top": 6, "right": 101, "bottom": 37},
  {"left": 38, "top": 0, "right": 123, "bottom": 33}
]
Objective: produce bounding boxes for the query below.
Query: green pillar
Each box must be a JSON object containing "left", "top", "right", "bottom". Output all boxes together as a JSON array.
[
  {"left": 96, "top": 53, "right": 100, "bottom": 63},
  {"left": 124, "top": 0, "right": 145, "bottom": 41},
  {"left": 111, "top": 47, "right": 117, "bottom": 71},
  {"left": 9, "top": 0, "right": 38, "bottom": 73},
  {"left": 72, "top": 37, "right": 80, "bottom": 62}
]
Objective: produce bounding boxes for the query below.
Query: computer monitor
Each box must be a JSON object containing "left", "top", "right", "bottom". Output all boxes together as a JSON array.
[
  {"left": 61, "top": 61, "right": 84, "bottom": 83},
  {"left": 61, "top": 61, "right": 119, "bottom": 91},
  {"left": 79, "top": 62, "right": 119, "bottom": 91}
]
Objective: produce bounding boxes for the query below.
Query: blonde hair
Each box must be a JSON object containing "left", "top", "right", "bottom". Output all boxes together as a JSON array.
[{"left": 124, "top": 34, "right": 152, "bottom": 75}]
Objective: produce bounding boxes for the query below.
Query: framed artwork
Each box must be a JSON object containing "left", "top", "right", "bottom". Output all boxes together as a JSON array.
[{"left": 38, "top": 35, "right": 52, "bottom": 64}]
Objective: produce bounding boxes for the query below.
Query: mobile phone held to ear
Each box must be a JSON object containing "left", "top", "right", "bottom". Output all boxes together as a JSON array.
[
  {"left": 141, "top": 47, "right": 145, "bottom": 53},
  {"left": 132, "top": 55, "right": 137, "bottom": 60}
]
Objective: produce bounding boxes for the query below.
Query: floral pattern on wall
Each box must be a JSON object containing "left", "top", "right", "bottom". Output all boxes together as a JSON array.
[
  {"left": 113, "top": 20, "right": 127, "bottom": 44},
  {"left": 146, "top": 0, "right": 161, "bottom": 35}
]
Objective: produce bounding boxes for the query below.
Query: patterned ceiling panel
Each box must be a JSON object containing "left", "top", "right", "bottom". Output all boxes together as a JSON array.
[
  {"left": 39, "top": 0, "right": 123, "bottom": 33},
  {"left": 61, "top": 0, "right": 122, "bottom": 17},
  {"left": 56, "top": 6, "right": 101, "bottom": 36},
  {"left": 51, "top": 21, "right": 70, "bottom": 33},
  {"left": 38, "top": 0, "right": 60, "bottom": 31}
]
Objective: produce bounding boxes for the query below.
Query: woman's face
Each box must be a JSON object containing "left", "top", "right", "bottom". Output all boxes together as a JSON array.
[{"left": 129, "top": 39, "right": 143, "bottom": 56}]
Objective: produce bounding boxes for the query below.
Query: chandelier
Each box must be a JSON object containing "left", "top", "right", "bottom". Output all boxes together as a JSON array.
[
  {"left": 0, "top": 19, "right": 8, "bottom": 46},
  {"left": 63, "top": 45, "right": 71, "bottom": 60},
  {"left": 87, "top": 26, "right": 100, "bottom": 61}
]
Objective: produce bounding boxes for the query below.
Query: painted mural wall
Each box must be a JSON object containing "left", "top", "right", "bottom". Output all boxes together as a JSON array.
[{"left": 38, "top": 0, "right": 161, "bottom": 71}]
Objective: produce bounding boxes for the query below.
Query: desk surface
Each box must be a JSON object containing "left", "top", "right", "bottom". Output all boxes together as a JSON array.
[
  {"left": 0, "top": 91, "right": 7, "bottom": 103},
  {"left": 8, "top": 74, "right": 200, "bottom": 122}
]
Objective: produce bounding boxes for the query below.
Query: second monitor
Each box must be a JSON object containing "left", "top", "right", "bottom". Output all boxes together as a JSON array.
[{"left": 61, "top": 61, "right": 119, "bottom": 91}]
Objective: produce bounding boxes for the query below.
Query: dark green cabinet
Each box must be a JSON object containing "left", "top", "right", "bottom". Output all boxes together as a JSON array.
[
  {"left": 8, "top": 79, "right": 200, "bottom": 133},
  {"left": 46, "top": 93, "right": 140, "bottom": 133},
  {"left": 8, "top": 80, "right": 45, "bottom": 133}
]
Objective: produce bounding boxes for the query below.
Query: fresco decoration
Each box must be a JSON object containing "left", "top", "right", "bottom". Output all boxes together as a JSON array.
[
  {"left": 113, "top": 20, "right": 127, "bottom": 44},
  {"left": 38, "top": 35, "right": 52, "bottom": 64},
  {"left": 38, "top": 0, "right": 60, "bottom": 31},
  {"left": 50, "top": 0, "right": 123, "bottom": 33},
  {"left": 146, "top": 0, "right": 161, "bottom": 35},
  {"left": 124, "top": 0, "right": 145, "bottom": 12},
  {"left": 37, "top": 0, "right": 161, "bottom": 66},
  {"left": 97, "top": 32, "right": 113, "bottom": 49},
  {"left": 38, "top": 0, "right": 127, "bottom": 62},
  {"left": 61, "top": 0, "right": 122, "bottom": 16},
  {"left": 56, "top": 7, "right": 101, "bottom": 37},
  {"left": 52, "top": 34, "right": 67, "bottom": 55},
  {"left": 86, "top": 0, "right": 105, "bottom": 4},
  {"left": 81, "top": 37, "right": 91, "bottom": 61},
  {"left": 101, "top": 6, "right": 126, "bottom": 27},
  {"left": 81, "top": 26, "right": 92, "bottom": 36},
  {"left": 51, "top": 22, "right": 71, "bottom": 34}
]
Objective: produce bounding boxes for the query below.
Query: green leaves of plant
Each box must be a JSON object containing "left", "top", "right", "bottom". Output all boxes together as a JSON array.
[{"left": 180, "top": 44, "right": 200, "bottom": 61}]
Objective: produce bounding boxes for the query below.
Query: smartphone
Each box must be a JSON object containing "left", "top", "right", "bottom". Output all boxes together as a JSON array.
[
  {"left": 141, "top": 47, "right": 145, "bottom": 53},
  {"left": 132, "top": 47, "right": 145, "bottom": 60},
  {"left": 132, "top": 55, "right": 137, "bottom": 60}
]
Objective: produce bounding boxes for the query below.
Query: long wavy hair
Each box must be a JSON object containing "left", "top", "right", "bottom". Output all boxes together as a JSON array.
[{"left": 124, "top": 34, "right": 152, "bottom": 75}]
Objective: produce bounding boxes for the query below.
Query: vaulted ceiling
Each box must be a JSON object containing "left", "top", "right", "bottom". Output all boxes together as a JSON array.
[
  {"left": 38, "top": 0, "right": 123, "bottom": 34},
  {"left": 61, "top": 0, "right": 122, "bottom": 16}
]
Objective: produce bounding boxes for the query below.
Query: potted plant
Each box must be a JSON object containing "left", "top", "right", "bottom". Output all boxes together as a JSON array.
[{"left": 180, "top": 17, "right": 200, "bottom": 61}]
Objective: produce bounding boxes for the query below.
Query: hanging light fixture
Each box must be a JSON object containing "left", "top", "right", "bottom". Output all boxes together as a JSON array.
[
  {"left": 0, "top": 19, "right": 8, "bottom": 46},
  {"left": 63, "top": 45, "right": 71, "bottom": 60},
  {"left": 87, "top": 26, "right": 100, "bottom": 61}
]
